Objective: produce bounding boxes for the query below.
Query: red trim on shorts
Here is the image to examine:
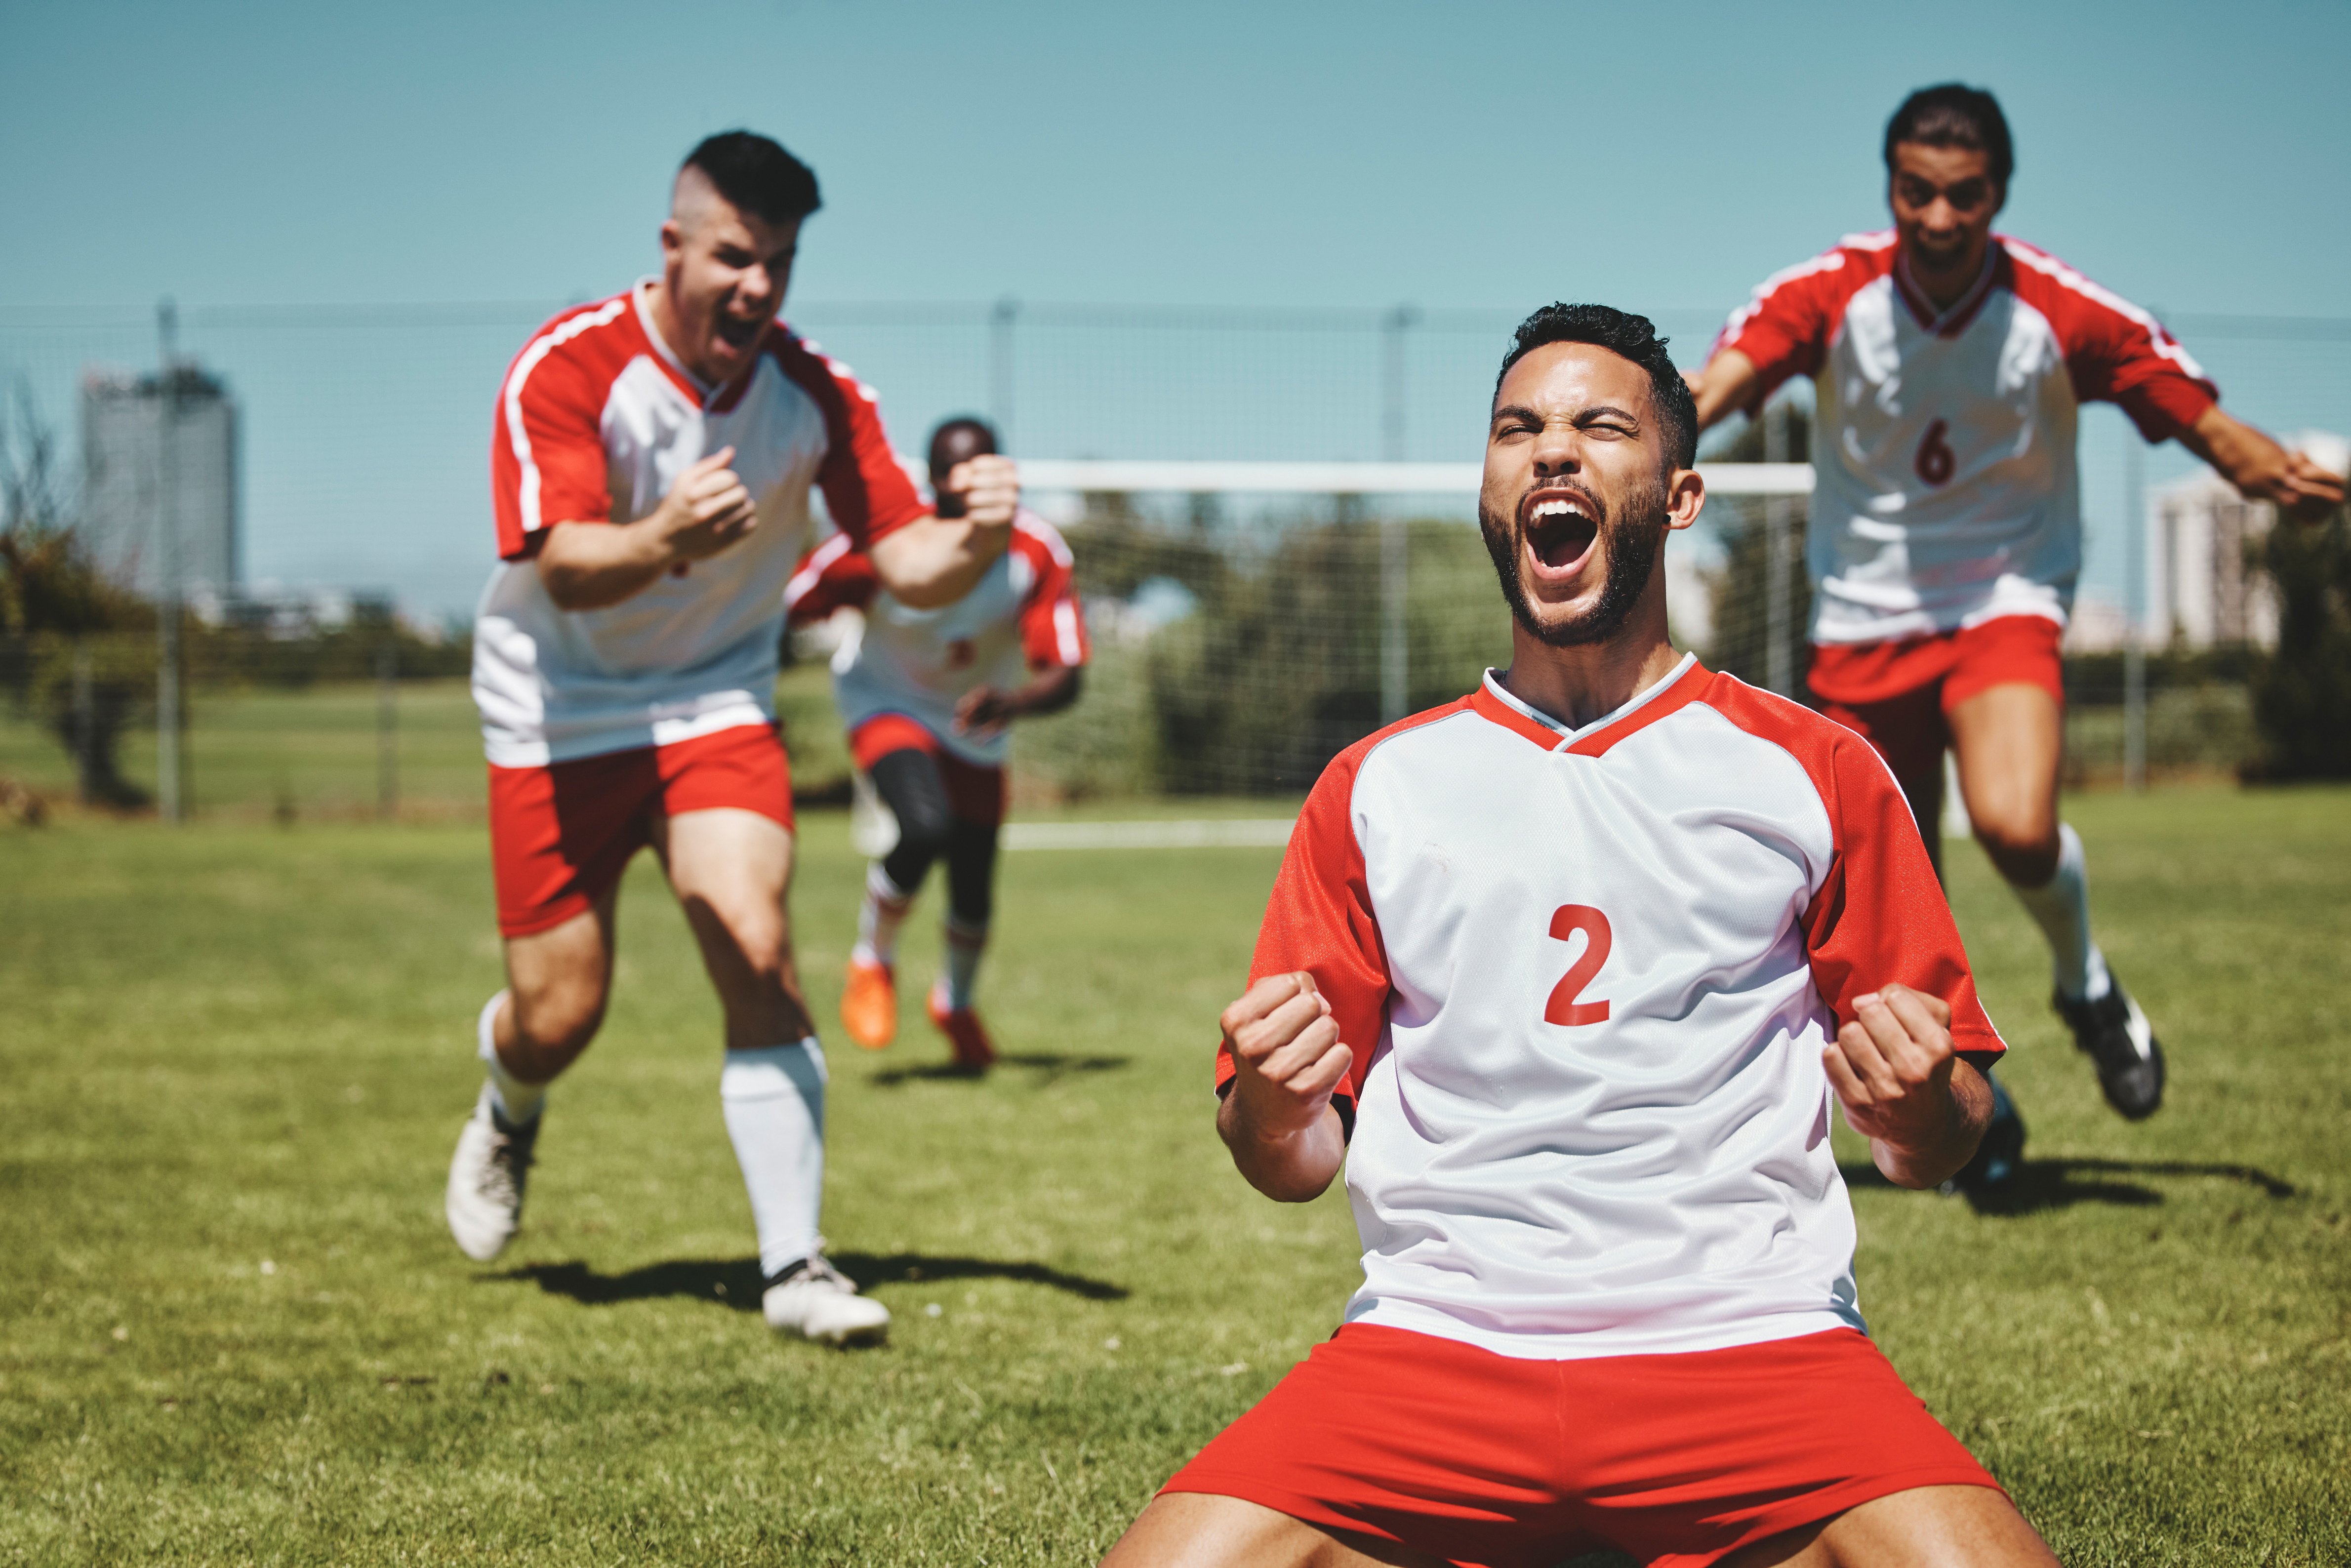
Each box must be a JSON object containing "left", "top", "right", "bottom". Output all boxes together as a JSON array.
[
  {"left": 848, "top": 714, "right": 1006, "bottom": 827},
  {"left": 1807, "top": 615, "right": 2065, "bottom": 783},
  {"left": 1160, "top": 1325, "right": 2001, "bottom": 1568},
  {"left": 487, "top": 723, "right": 793, "bottom": 938}
]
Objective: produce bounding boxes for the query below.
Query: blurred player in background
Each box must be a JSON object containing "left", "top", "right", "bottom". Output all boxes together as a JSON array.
[
  {"left": 446, "top": 131, "right": 1022, "bottom": 1346},
  {"left": 1108, "top": 304, "right": 2055, "bottom": 1568},
  {"left": 785, "top": 417, "right": 1087, "bottom": 1071},
  {"left": 1688, "top": 84, "right": 2345, "bottom": 1188}
]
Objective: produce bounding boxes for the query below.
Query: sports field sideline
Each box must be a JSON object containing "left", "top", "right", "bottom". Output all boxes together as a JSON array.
[{"left": 3, "top": 785, "right": 2347, "bottom": 1566}]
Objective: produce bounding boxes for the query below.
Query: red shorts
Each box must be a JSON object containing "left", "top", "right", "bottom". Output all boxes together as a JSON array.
[
  {"left": 1162, "top": 1325, "right": 1999, "bottom": 1568},
  {"left": 1806, "top": 614, "right": 2065, "bottom": 783},
  {"left": 487, "top": 724, "right": 793, "bottom": 938},
  {"left": 849, "top": 713, "right": 1006, "bottom": 827}
]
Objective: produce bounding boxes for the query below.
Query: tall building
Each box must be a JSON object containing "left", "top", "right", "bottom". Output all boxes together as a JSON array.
[
  {"left": 2146, "top": 432, "right": 2348, "bottom": 651},
  {"left": 80, "top": 363, "right": 239, "bottom": 599}
]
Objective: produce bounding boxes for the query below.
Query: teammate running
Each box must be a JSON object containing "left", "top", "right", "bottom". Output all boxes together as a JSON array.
[
  {"left": 1105, "top": 304, "right": 2056, "bottom": 1568},
  {"left": 784, "top": 416, "right": 1088, "bottom": 1071},
  {"left": 1687, "top": 84, "right": 2344, "bottom": 1181},
  {"left": 444, "top": 131, "right": 1021, "bottom": 1347}
]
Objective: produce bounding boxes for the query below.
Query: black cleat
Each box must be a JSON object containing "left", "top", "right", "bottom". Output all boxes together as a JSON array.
[
  {"left": 1943, "top": 1071, "right": 2026, "bottom": 1197},
  {"left": 2054, "top": 976, "right": 2165, "bottom": 1121}
]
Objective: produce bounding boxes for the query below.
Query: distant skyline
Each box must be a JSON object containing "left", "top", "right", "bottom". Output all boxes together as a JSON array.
[{"left": 4, "top": 0, "right": 2349, "bottom": 615}]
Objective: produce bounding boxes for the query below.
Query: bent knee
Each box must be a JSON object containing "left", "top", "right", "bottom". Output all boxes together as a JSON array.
[{"left": 509, "top": 983, "right": 606, "bottom": 1067}]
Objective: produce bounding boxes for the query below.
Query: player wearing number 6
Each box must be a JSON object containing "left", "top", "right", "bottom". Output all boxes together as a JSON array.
[
  {"left": 1687, "top": 85, "right": 2346, "bottom": 1183},
  {"left": 1105, "top": 305, "right": 2056, "bottom": 1567}
]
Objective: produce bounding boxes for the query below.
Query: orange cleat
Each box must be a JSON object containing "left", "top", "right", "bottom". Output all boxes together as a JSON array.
[
  {"left": 840, "top": 958, "right": 897, "bottom": 1050},
  {"left": 928, "top": 989, "right": 997, "bottom": 1072}
]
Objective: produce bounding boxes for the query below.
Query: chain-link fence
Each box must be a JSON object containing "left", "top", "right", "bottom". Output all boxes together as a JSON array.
[{"left": 5, "top": 299, "right": 2348, "bottom": 815}]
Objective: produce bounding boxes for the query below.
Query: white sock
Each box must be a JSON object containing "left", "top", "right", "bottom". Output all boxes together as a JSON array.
[
  {"left": 477, "top": 991, "right": 546, "bottom": 1127},
  {"left": 852, "top": 863, "right": 916, "bottom": 968},
  {"left": 2008, "top": 823, "right": 2113, "bottom": 1003},
  {"left": 941, "top": 917, "right": 988, "bottom": 1011},
  {"left": 721, "top": 1039, "right": 828, "bottom": 1281}
]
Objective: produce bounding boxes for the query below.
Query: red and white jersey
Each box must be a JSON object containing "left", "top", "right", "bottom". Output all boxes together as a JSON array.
[
  {"left": 1222, "top": 657, "right": 2004, "bottom": 1361},
  {"left": 1715, "top": 232, "right": 2219, "bottom": 644},
  {"left": 473, "top": 282, "right": 927, "bottom": 766},
  {"left": 783, "top": 510, "right": 1088, "bottom": 767}
]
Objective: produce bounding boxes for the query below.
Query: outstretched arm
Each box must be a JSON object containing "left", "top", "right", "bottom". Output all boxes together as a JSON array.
[
  {"left": 2176, "top": 405, "right": 2346, "bottom": 523},
  {"left": 1215, "top": 972, "right": 1351, "bottom": 1203},
  {"left": 1824, "top": 983, "right": 1992, "bottom": 1190},
  {"left": 1685, "top": 349, "right": 1763, "bottom": 435},
  {"left": 869, "top": 454, "right": 1021, "bottom": 608}
]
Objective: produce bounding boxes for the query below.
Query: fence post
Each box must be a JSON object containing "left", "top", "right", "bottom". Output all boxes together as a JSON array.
[
  {"left": 376, "top": 637, "right": 398, "bottom": 821},
  {"left": 2123, "top": 429, "right": 2147, "bottom": 791},
  {"left": 990, "top": 296, "right": 1018, "bottom": 448},
  {"left": 1763, "top": 397, "right": 1793, "bottom": 697},
  {"left": 71, "top": 637, "right": 94, "bottom": 797},
  {"left": 155, "top": 296, "right": 186, "bottom": 823},
  {"left": 1378, "top": 305, "right": 1415, "bottom": 725}
]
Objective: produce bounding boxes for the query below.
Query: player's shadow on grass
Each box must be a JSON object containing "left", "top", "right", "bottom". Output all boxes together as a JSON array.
[
  {"left": 1839, "top": 1157, "right": 2296, "bottom": 1215},
  {"left": 494, "top": 1252, "right": 1128, "bottom": 1311},
  {"left": 867, "top": 1050, "right": 1130, "bottom": 1087}
]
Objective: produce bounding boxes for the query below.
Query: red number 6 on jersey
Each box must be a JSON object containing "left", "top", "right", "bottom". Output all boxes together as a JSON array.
[
  {"left": 1914, "top": 418, "right": 1955, "bottom": 487},
  {"left": 1543, "top": 904, "right": 1612, "bottom": 1027}
]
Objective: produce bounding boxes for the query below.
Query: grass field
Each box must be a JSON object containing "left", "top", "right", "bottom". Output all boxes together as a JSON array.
[{"left": 3, "top": 786, "right": 2348, "bottom": 1566}]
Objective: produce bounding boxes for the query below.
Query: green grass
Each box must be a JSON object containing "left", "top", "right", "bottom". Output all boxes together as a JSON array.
[{"left": 1, "top": 787, "right": 2347, "bottom": 1565}]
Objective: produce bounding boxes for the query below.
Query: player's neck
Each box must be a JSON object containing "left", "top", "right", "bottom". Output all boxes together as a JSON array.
[
  {"left": 1499, "top": 597, "right": 1682, "bottom": 732},
  {"left": 1901, "top": 238, "right": 1991, "bottom": 313}
]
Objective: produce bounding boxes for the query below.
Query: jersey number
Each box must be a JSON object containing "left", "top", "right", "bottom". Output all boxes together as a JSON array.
[
  {"left": 1543, "top": 905, "right": 1613, "bottom": 1026},
  {"left": 1914, "top": 418, "right": 1955, "bottom": 487}
]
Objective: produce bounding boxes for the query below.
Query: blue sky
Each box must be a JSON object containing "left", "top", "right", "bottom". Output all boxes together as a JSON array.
[{"left": 3, "top": 0, "right": 2348, "bottom": 613}]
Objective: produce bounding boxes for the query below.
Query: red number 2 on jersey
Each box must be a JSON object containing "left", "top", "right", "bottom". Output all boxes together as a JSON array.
[
  {"left": 1543, "top": 904, "right": 1612, "bottom": 1026},
  {"left": 1914, "top": 418, "right": 1955, "bottom": 487}
]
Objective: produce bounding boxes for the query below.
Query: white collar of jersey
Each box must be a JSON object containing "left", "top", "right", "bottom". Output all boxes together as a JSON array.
[
  {"left": 1478, "top": 652, "right": 1699, "bottom": 747},
  {"left": 632, "top": 278, "right": 715, "bottom": 399},
  {"left": 1893, "top": 244, "right": 1999, "bottom": 337}
]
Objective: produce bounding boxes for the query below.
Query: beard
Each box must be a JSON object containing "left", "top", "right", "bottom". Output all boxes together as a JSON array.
[{"left": 1479, "top": 472, "right": 1668, "bottom": 648}]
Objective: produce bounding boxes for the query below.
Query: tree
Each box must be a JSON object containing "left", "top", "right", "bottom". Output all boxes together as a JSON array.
[
  {"left": 2246, "top": 504, "right": 2351, "bottom": 780},
  {"left": 0, "top": 383, "right": 154, "bottom": 806}
]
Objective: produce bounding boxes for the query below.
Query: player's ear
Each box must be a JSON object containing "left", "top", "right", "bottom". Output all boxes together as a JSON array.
[
  {"left": 1663, "top": 466, "right": 1705, "bottom": 531},
  {"left": 658, "top": 218, "right": 686, "bottom": 261}
]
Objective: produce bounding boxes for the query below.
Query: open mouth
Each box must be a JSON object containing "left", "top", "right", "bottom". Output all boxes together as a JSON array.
[
  {"left": 1520, "top": 487, "right": 1601, "bottom": 581},
  {"left": 713, "top": 312, "right": 765, "bottom": 351}
]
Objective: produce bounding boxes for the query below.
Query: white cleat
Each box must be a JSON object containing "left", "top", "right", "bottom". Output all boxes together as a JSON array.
[
  {"left": 445, "top": 1084, "right": 538, "bottom": 1262},
  {"left": 762, "top": 1254, "right": 891, "bottom": 1347}
]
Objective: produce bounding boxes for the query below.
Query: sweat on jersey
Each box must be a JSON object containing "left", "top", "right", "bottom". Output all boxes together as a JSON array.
[
  {"left": 782, "top": 510, "right": 1089, "bottom": 768},
  {"left": 1716, "top": 231, "right": 2219, "bottom": 646},
  {"left": 1217, "top": 657, "right": 2004, "bottom": 1361},
  {"left": 474, "top": 282, "right": 927, "bottom": 767}
]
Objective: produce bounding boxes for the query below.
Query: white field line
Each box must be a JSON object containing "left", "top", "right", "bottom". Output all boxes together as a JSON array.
[{"left": 1002, "top": 818, "right": 1295, "bottom": 850}]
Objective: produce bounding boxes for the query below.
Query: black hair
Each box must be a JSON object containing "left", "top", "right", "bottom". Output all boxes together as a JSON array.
[
  {"left": 681, "top": 130, "right": 822, "bottom": 226},
  {"left": 1496, "top": 304, "right": 1697, "bottom": 470},
  {"left": 1883, "top": 84, "right": 2014, "bottom": 190},
  {"left": 927, "top": 415, "right": 998, "bottom": 480}
]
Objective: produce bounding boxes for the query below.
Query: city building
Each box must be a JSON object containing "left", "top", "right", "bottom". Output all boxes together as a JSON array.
[{"left": 80, "top": 362, "right": 239, "bottom": 599}]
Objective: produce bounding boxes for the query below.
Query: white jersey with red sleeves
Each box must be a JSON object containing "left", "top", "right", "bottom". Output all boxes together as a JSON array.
[
  {"left": 472, "top": 281, "right": 927, "bottom": 766},
  {"left": 1715, "top": 232, "right": 2219, "bottom": 644},
  {"left": 783, "top": 509, "right": 1088, "bottom": 767},
  {"left": 1221, "top": 658, "right": 2004, "bottom": 1361}
]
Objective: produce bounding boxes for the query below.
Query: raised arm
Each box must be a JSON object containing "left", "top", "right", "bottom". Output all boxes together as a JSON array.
[
  {"left": 1215, "top": 973, "right": 1351, "bottom": 1202},
  {"left": 869, "top": 454, "right": 1020, "bottom": 608},
  {"left": 536, "top": 446, "right": 758, "bottom": 611},
  {"left": 1685, "top": 349, "right": 1764, "bottom": 435},
  {"left": 2176, "top": 405, "right": 2346, "bottom": 523}
]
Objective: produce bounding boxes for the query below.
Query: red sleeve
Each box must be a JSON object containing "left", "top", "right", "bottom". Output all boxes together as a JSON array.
[
  {"left": 489, "top": 301, "right": 628, "bottom": 562},
  {"left": 782, "top": 531, "right": 878, "bottom": 626},
  {"left": 2001, "top": 240, "right": 2219, "bottom": 443},
  {"left": 770, "top": 334, "right": 929, "bottom": 550},
  {"left": 1214, "top": 741, "right": 1393, "bottom": 1120},
  {"left": 1800, "top": 725, "right": 2005, "bottom": 1067},
  {"left": 1012, "top": 518, "right": 1090, "bottom": 670},
  {"left": 1712, "top": 238, "right": 1885, "bottom": 402}
]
